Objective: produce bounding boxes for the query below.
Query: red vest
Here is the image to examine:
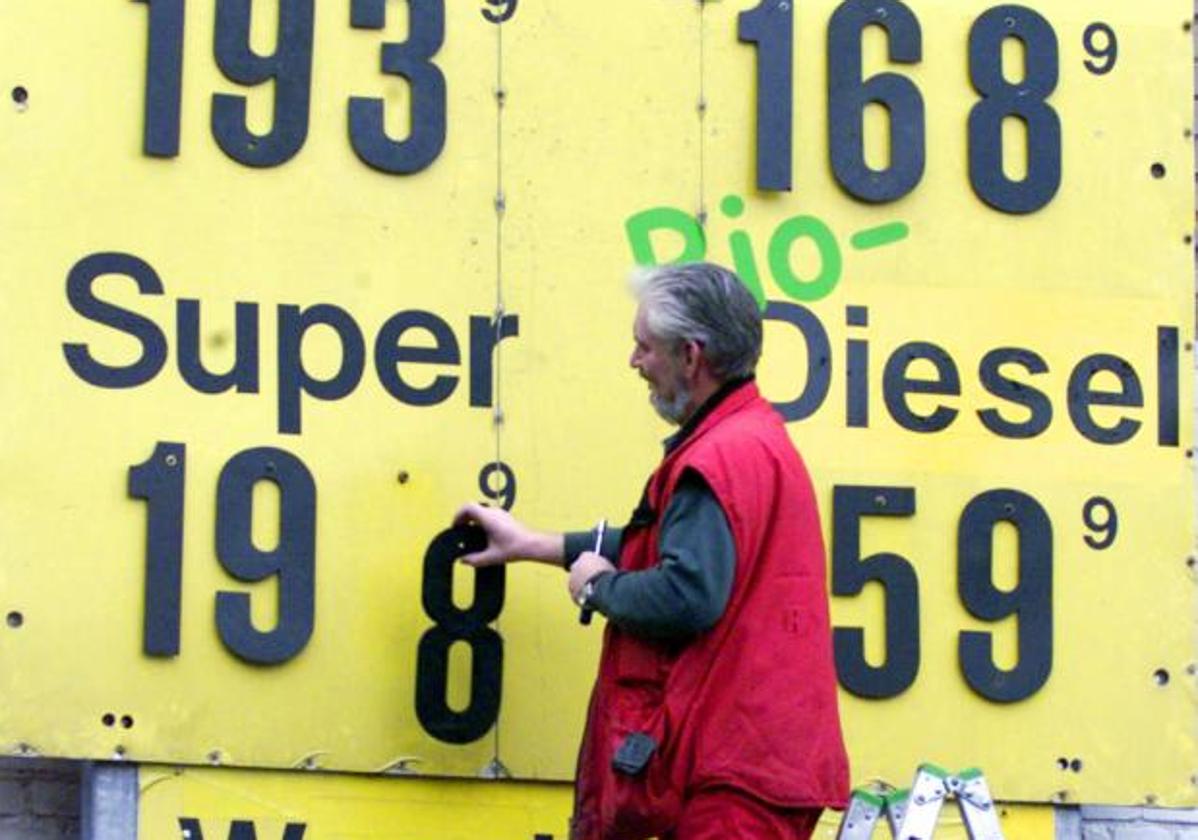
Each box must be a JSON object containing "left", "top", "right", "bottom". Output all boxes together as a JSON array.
[{"left": 571, "top": 383, "right": 850, "bottom": 840}]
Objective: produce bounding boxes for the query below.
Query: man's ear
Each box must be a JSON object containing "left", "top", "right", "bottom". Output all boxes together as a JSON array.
[{"left": 681, "top": 340, "right": 704, "bottom": 375}]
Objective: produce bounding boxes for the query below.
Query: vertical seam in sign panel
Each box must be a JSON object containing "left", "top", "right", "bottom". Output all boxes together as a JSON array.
[
  {"left": 492, "top": 10, "right": 506, "bottom": 769},
  {"left": 698, "top": 0, "right": 707, "bottom": 222}
]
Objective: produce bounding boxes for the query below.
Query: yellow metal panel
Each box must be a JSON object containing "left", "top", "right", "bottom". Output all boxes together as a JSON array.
[
  {"left": 138, "top": 765, "right": 1055, "bottom": 840},
  {"left": 138, "top": 766, "right": 573, "bottom": 840},
  {"left": 697, "top": 0, "right": 1194, "bottom": 805},
  {"left": 496, "top": 0, "right": 700, "bottom": 780},
  {"left": 0, "top": 0, "right": 1192, "bottom": 808},
  {"left": 0, "top": 0, "right": 502, "bottom": 774}
]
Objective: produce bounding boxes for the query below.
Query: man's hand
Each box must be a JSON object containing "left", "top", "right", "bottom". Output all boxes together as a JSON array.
[
  {"left": 453, "top": 502, "right": 563, "bottom": 567},
  {"left": 568, "top": 551, "right": 617, "bottom": 603}
]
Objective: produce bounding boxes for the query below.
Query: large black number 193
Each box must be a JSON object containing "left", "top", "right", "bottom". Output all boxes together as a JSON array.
[{"left": 136, "top": 0, "right": 447, "bottom": 174}]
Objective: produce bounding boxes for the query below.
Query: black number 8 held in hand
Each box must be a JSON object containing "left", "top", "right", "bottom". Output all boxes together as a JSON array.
[{"left": 415, "top": 525, "right": 506, "bottom": 744}]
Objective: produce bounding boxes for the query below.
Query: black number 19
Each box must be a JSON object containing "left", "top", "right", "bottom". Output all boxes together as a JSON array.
[{"left": 130, "top": 442, "right": 317, "bottom": 665}]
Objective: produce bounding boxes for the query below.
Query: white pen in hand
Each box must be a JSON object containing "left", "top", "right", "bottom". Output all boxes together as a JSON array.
[{"left": 579, "top": 519, "right": 607, "bottom": 626}]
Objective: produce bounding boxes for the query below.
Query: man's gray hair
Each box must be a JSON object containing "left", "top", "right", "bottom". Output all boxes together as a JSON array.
[{"left": 631, "top": 262, "right": 763, "bottom": 381}]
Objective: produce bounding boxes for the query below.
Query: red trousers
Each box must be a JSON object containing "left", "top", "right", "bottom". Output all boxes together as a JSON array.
[{"left": 662, "top": 788, "right": 823, "bottom": 840}]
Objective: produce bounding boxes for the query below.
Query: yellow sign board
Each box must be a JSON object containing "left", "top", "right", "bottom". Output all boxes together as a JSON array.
[
  {"left": 0, "top": 0, "right": 1192, "bottom": 806},
  {"left": 137, "top": 766, "right": 1053, "bottom": 840}
]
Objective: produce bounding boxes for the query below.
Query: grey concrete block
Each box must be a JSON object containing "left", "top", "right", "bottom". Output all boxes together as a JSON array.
[
  {"left": 1151, "top": 810, "right": 1198, "bottom": 825},
  {"left": 1106, "top": 826, "right": 1173, "bottom": 840},
  {"left": 31, "top": 778, "right": 79, "bottom": 817},
  {"left": 0, "top": 813, "right": 58, "bottom": 840},
  {"left": 1084, "top": 806, "right": 1143, "bottom": 822},
  {"left": 0, "top": 778, "right": 31, "bottom": 814},
  {"left": 1056, "top": 805, "right": 1083, "bottom": 840},
  {"left": 80, "top": 763, "right": 137, "bottom": 840}
]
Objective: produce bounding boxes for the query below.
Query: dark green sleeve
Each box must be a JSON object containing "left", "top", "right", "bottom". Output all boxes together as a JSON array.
[
  {"left": 586, "top": 470, "right": 735, "bottom": 640},
  {"left": 563, "top": 526, "right": 624, "bottom": 568}
]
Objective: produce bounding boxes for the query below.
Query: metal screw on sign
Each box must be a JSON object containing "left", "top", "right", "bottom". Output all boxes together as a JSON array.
[{"left": 480, "top": 758, "right": 511, "bottom": 779}]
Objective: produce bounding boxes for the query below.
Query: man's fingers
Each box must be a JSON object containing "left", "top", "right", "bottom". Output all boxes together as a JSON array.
[
  {"left": 459, "top": 547, "right": 502, "bottom": 567},
  {"left": 453, "top": 502, "right": 487, "bottom": 526}
]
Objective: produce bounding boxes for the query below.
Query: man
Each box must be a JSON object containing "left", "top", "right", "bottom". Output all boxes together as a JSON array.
[{"left": 456, "top": 263, "right": 849, "bottom": 840}]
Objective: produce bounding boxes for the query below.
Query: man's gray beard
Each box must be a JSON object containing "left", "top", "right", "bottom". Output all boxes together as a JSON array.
[{"left": 650, "top": 383, "right": 691, "bottom": 425}]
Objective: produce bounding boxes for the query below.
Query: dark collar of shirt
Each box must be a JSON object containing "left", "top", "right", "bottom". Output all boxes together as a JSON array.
[{"left": 663, "top": 376, "right": 755, "bottom": 455}]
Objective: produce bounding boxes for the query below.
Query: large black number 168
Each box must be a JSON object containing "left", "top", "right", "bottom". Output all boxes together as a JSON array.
[{"left": 741, "top": 0, "right": 1061, "bottom": 214}]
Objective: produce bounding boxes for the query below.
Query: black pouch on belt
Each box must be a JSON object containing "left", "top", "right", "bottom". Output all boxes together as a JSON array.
[{"left": 611, "top": 732, "right": 658, "bottom": 776}]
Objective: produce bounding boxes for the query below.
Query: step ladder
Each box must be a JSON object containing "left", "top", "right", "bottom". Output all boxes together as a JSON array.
[{"left": 835, "top": 764, "right": 1004, "bottom": 840}]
